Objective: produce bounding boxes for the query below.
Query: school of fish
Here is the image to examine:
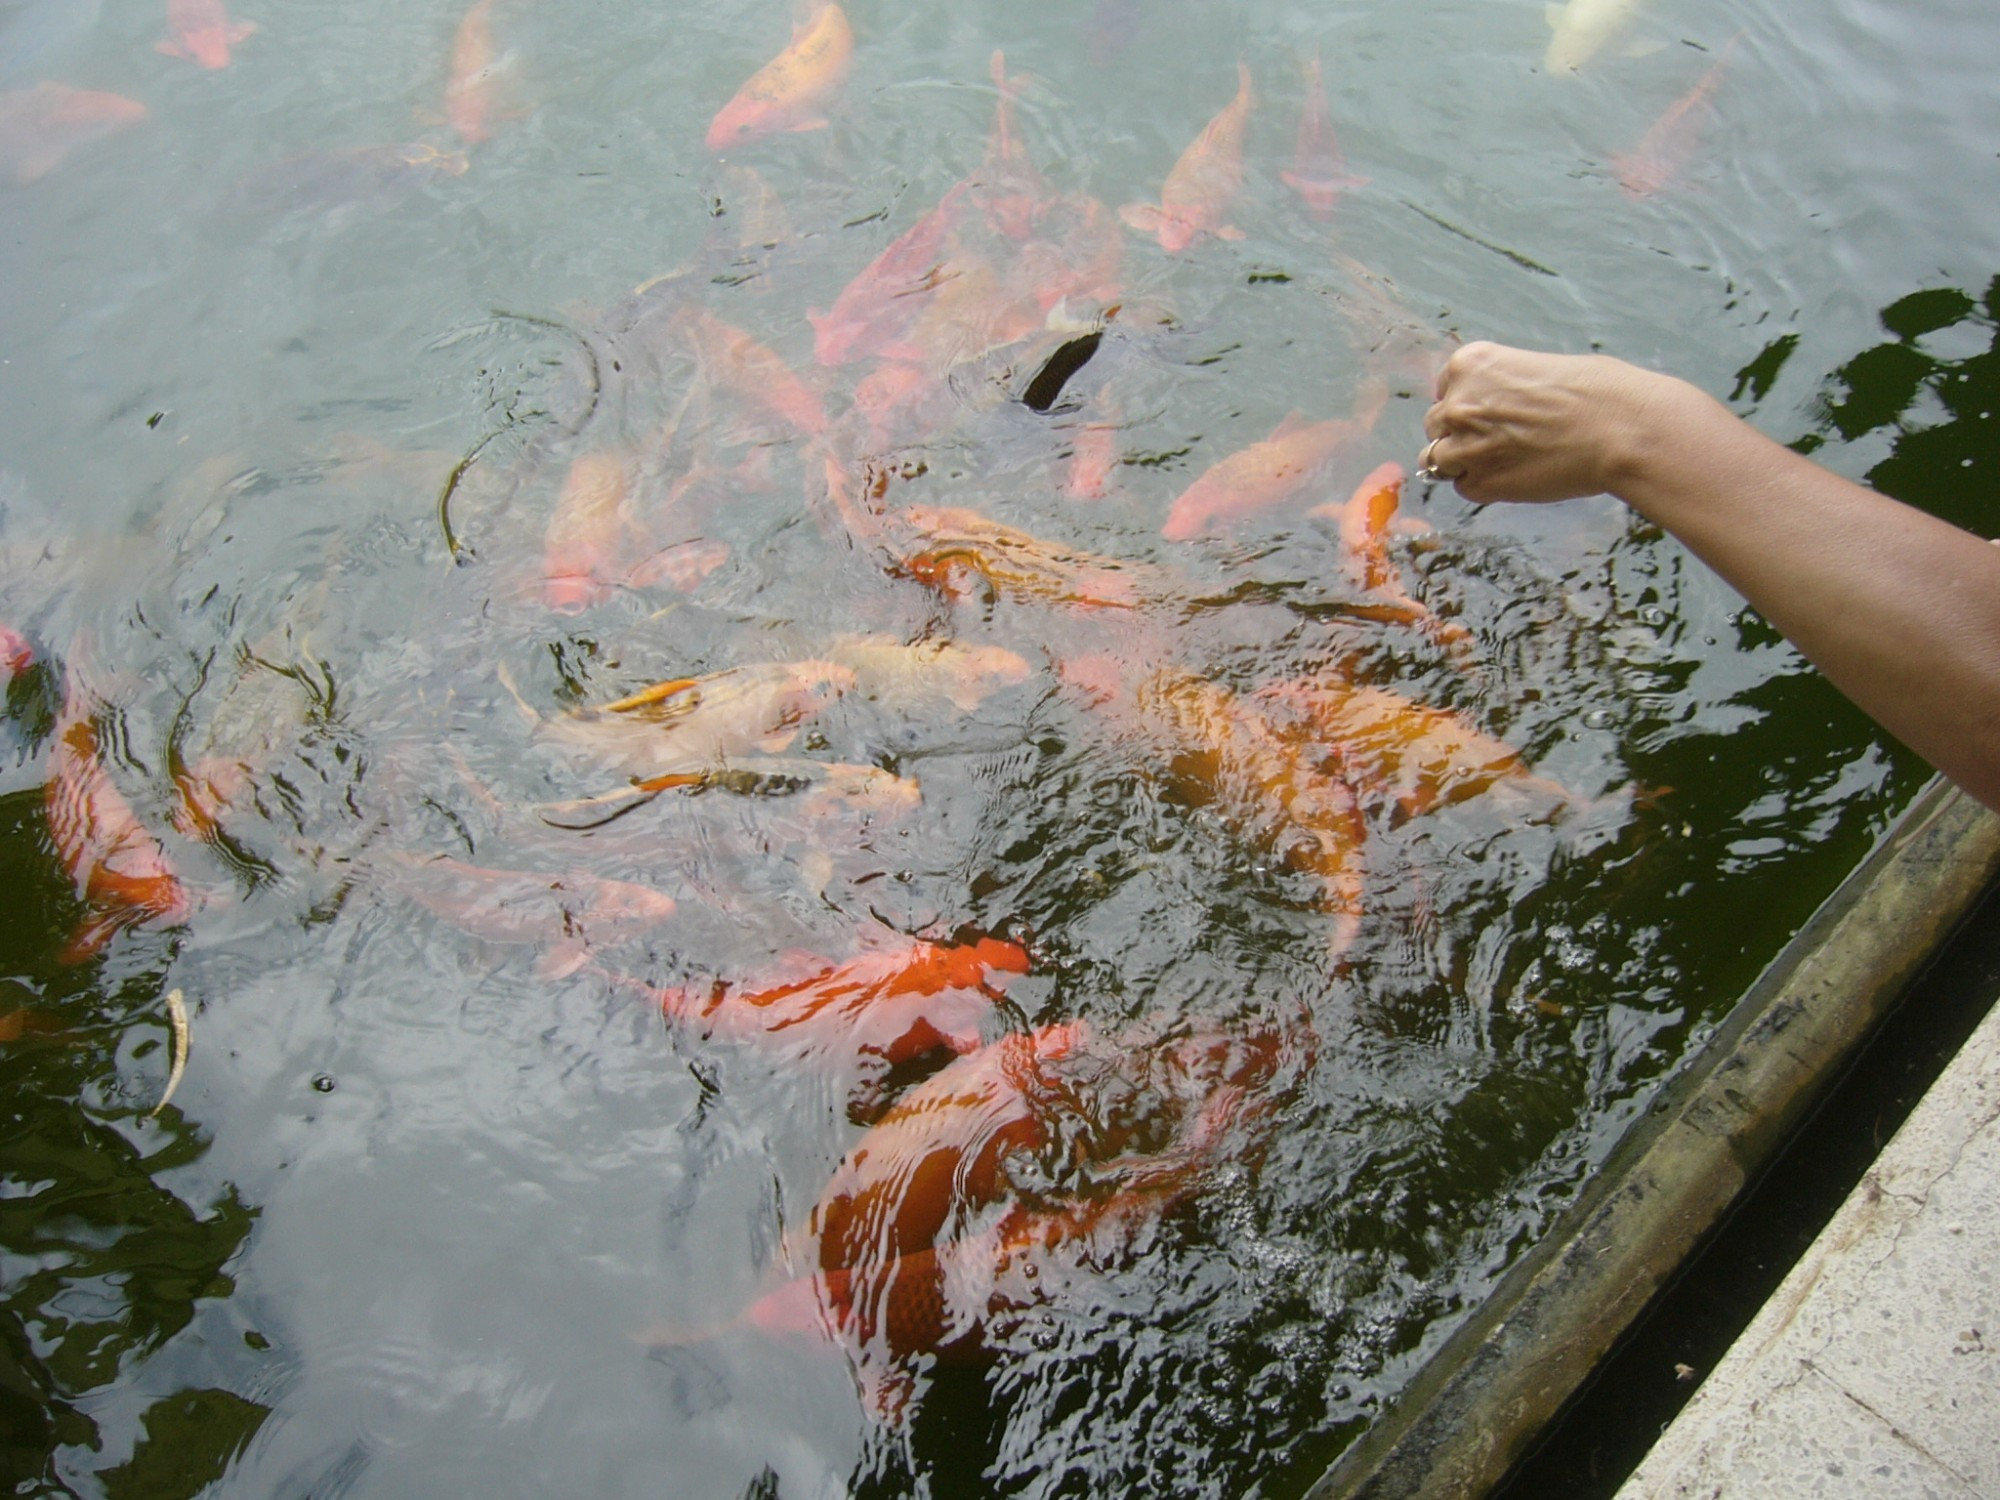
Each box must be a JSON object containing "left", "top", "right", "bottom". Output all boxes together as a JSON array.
[{"left": 0, "top": 0, "right": 1720, "bottom": 1433}]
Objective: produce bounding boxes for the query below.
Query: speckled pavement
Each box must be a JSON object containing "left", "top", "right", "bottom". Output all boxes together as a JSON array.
[{"left": 1616, "top": 991, "right": 2000, "bottom": 1499}]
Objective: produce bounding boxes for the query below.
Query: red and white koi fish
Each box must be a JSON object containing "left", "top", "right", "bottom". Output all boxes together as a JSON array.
[
  {"left": 1120, "top": 61, "right": 1254, "bottom": 253},
  {"left": 706, "top": 1, "right": 852, "bottom": 150},
  {"left": 644, "top": 933, "right": 1029, "bottom": 1073},
  {"left": 1280, "top": 49, "right": 1365, "bottom": 218},
  {"left": 1614, "top": 39, "right": 1737, "bottom": 200},
  {"left": 0, "top": 84, "right": 146, "bottom": 184},
  {"left": 157, "top": 0, "right": 255, "bottom": 68},
  {"left": 46, "top": 676, "right": 193, "bottom": 964},
  {"left": 1162, "top": 381, "right": 1388, "bottom": 540}
]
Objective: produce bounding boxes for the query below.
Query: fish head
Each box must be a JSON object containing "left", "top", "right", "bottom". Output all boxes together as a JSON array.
[{"left": 706, "top": 97, "right": 778, "bottom": 151}]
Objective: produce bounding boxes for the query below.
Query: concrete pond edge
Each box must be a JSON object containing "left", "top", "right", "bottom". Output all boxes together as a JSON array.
[{"left": 1302, "top": 778, "right": 2000, "bottom": 1500}]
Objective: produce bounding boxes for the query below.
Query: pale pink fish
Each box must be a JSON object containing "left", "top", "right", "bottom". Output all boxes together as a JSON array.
[
  {"left": 0, "top": 625, "right": 31, "bottom": 682},
  {"left": 1162, "top": 381, "right": 1388, "bottom": 540},
  {"left": 0, "top": 84, "right": 146, "bottom": 184},
  {"left": 706, "top": 1, "right": 853, "bottom": 150},
  {"left": 445, "top": 0, "right": 504, "bottom": 145},
  {"left": 1615, "top": 38, "right": 1738, "bottom": 200},
  {"left": 1120, "top": 61, "right": 1254, "bottom": 253},
  {"left": 810, "top": 181, "right": 969, "bottom": 365},
  {"left": 158, "top": 0, "right": 256, "bottom": 68},
  {"left": 1280, "top": 49, "right": 1365, "bottom": 218}
]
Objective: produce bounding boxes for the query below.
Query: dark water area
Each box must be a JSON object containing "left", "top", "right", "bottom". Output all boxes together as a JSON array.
[{"left": 3, "top": 0, "right": 1999, "bottom": 1496}]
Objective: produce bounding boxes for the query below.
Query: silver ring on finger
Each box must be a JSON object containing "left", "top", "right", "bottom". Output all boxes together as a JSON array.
[{"left": 1416, "top": 437, "right": 1448, "bottom": 482}]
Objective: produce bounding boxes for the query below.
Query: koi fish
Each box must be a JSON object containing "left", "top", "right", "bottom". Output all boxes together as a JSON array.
[
  {"left": 1162, "top": 381, "right": 1388, "bottom": 540},
  {"left": 743, "top": 1020, "right": 1290, "bottom": 1412},
  {"left": 1256, "top": 674, "right": 1584, "bottom": 822},
  {"left": 1065, "top": 418, "right": 1119, "bottom": 500},
  {"left": 675, "top": 305, "right": 825, "bottom": 437},
  {"left": 1120, "top": 61, "right": 1254, "bottom": 253},
  {"left": 542, "top": 449, "right": 633, "bottom": 614},
  {"left": 1614, "top": 40, "right": 1735, "bottom": 199},
  {"left": 810, "top": 182, "right": 969, "bottom": 365},
  {"left": 813, "top": 1023, "right": 1084, "bottom": 1245},
  {"left": 972, "top": 50, "right": 1045, "bottom": 241},
  {"left": 1280, "top": 50, "right": 1365, "bottom": 218},
  {"left": 706, "top": 1, "right": 853, "bottom": 150},
  {"left": 0, "top": 624, "right": 31, "bottom": 683},
  {"left": 1544, "top": 0, "right": 1639, "bottom": 74},
  {"left": 46, "top": 676, "right": 193, "bottom": 964},
  {"left": 823, "top": 635, "right": 1032, "bottom": 712},
  {"left": 507, "top": 657, "right": 857, "bottom": 776},
  {"left": 643, "top": 934, "right": 1029, "bottom": 1080},
  {"left": 157, "top": 0, "right": 255, "bottom": 68},
  {"left": 0, "top": 83, "right": 145, "bottom": 184},
  {"left": 387, "top": 855, "right": 678, "bottom": 979},
  {"left": 1139, "top": 671, "right": 1365, "bottom": 954},
  {"left": 896, "top": 505, "right": 1149, "bottom": 610},
  {"left": 1313, "top": 461, "right": 1474, "bottom": 656},
  {"left": 444, "top": 0, "right": 506, "bottom": 145}
]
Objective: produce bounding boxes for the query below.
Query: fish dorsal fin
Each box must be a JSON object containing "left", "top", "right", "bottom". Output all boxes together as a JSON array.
[{"left": 1269, "top": 409, "right": 1315, "bottom": 441}]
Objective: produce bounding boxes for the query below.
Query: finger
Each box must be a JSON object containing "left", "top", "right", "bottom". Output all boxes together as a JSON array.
[{"left": 1423, "top": 404, "right": 1448, "bottom": 441}]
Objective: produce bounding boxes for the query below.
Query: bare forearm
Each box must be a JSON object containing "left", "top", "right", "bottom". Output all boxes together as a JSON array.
[
  {"left": 1612, "top": 382, "right": 2000, "bottom": 807},
  {"left": 1424, "top": 342, "right": 2000, "bottom": 810}
]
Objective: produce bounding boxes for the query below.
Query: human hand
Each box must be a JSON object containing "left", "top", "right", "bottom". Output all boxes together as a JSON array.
[{"left": 1419, "top": 341, "right": 1692, "bottom": 505}]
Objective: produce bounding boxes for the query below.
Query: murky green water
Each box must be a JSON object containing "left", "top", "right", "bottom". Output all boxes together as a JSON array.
[{"left": 4, "top": 0, "right": 1999, "bottom": 1495}]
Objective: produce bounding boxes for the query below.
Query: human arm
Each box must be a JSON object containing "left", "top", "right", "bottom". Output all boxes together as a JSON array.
[{"left": 1421, "top": 341, "right": 2000, "bottom": 811}]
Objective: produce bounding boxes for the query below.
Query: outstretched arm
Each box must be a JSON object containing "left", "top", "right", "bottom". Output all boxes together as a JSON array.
[{"left": 1422, "top": 341, "right": 2000, "bottom": 811}]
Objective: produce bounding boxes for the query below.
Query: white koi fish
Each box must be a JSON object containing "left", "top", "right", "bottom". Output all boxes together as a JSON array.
[{"left": 1544, "top": 0, "right": 1640, "bottom": 74}]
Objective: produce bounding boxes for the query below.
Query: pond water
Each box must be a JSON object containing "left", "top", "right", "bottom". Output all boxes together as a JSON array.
[{"left": 4, "top": 0, "right": 1999, "bottom": 1496}]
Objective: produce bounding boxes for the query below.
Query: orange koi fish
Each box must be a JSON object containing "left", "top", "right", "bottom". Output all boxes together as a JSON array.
[
  {"left": 810, "top": 181, "right": 969, "bottom": 365},
  {"left": 1140, "top": 671, "right": 1365, "bottom": 954},
  {"left": 743, "top": 1019, "right": 1290, "bottom": 1412},
  {"left": 644, "top": 933, "right": 1029, "bottom": 1074},
  {"left": 707, "top": 1, "right": 853, "bottom": 150},
  {"left": 157, "top": 0, "right": 255, "bottom": 68},
  {"left": 896, "top": 505, "right": 1150, "bottom": 611},
  {"left": 444, "top": 0, "right": 506, "bottom": 145},
  {"left": 542, "top": 450, "right": 634, "bottom": 614},
  {"left": 1615, "top": 40, "right": 1736, "bottom": 200},
  {"left": 46, "top": 678, "right": 193, "bottom": 964},
  {"left": 1281, "top": 50, "right": 1365, "bottom": 218},
  {"left": 1314, "top": 461, "right": 1474, "bottom": 655},
  {"left": 1257, "top": 675, "right": 1583, "bottom": 822},
  {"left": 0, "top": 84, "right": 146, "bottom": 184},
  {"left": 808, "top": 1021, "right": 1089, "bottom": 1275},
  {"left": 1120, "top": 61, "right": 1254, "bottom": 253},
  {"left": 676, "top": 305, "right": 826, "bottom": 437},
  {"left": 1162, "top": 381, "right": 1388, "bottom": 540}
]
